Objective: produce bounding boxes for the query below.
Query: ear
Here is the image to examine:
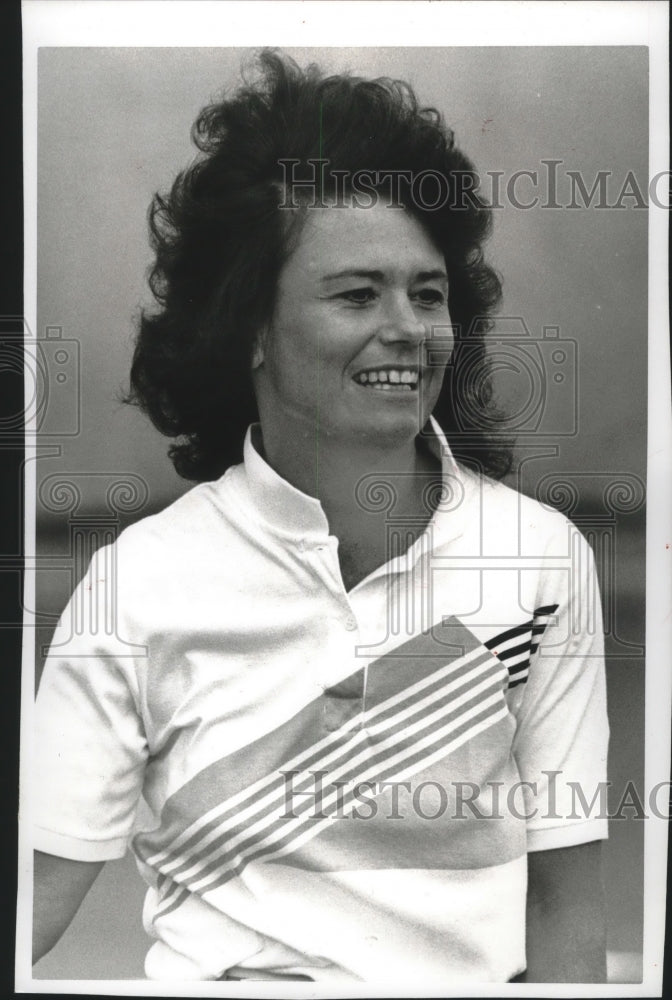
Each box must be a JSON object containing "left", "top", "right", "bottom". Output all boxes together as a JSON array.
[{"left": 250, "top": 326, "right": 268, "bottom": 370}]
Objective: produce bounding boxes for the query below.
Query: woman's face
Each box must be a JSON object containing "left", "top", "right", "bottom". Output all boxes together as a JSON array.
[{"left": 252, "top": 198, "right": 454, "bottom": 448}]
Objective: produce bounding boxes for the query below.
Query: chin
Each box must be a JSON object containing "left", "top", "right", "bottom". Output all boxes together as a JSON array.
[{"left": 352, "top": 415, "right": 423, "bottom": 448}]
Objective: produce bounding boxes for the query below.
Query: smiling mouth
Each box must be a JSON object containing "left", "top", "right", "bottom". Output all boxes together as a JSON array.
[{"left": 353, "top": 368, "right": 420, "bottom": 392}]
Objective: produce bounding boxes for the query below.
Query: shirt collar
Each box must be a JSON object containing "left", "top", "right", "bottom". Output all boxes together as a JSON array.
[
  {"left": 423, "top": 414, "right": 461, "bottom": 478},
  {"left": 240, "top": 416, "right": 464, "bottom": 542},
  {"left": 241, "top": 424, "right": 329, "bottom": 538}
]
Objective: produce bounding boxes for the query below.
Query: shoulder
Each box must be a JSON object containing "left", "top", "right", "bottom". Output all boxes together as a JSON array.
[
  {"left": 107, "top": 465, "right": 253, "bottom": 589},
  {"left": 119, "top": 466, "right": 241, "bottom": 546},
  {"left": 457, "top": 464, "right": 583, "bottom": 556},
  {"left": 73, "top": 465, "right": 261, "bottom": 640}
]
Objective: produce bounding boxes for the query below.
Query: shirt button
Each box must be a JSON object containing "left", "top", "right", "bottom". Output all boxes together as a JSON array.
[{"left": 345, "top": 617, "right": 358, "bottom": 631}]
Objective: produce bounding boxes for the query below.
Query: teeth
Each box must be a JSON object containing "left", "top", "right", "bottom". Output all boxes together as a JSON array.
[{"left": 355, "top": 369, "right": 419, "bottom": 388}]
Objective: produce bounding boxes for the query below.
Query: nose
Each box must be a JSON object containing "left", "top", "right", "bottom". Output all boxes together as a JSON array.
[{"left": 377, "top": 292, "right": 426, "bottom": 344}]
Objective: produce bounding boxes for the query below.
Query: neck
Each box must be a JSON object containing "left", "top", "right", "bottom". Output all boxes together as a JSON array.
[{"left": 257, "top": 422, "right": 438, "bottom": 529}]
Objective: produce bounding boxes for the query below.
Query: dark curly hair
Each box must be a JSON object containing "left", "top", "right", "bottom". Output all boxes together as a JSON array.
[{"left": 127, "top": 50, "right": 512, "bottom": 481}]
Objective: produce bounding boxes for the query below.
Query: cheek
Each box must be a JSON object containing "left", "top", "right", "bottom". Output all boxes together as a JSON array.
[
  {"left": 265, "top": 320, "right": 308, "bottom": 375},
  {"left": 276, "top": 309, "right": 324, "bottom": 359}
]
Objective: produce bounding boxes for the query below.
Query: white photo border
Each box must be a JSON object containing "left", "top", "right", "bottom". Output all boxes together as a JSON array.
[{"left": 18, "top": 2, "right": 671, "bottom": 997}]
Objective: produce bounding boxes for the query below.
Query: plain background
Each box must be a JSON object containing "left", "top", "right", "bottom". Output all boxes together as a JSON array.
[{"left": 32, "top": 46, "right": 647, "bottom": 981}]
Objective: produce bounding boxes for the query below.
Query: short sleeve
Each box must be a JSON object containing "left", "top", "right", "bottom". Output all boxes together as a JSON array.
[
  {"left": 511, "top": 523, "right": 609, "bottom": 852},
  {"left": 33, "top": 545, "right": 149, "bottom": 861}
]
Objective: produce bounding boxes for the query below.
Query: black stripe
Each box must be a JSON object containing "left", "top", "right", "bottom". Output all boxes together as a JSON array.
[
  {"left": 483, "top": 604, "right": 558, "bottom": 649},
  {"left": 502, "top": 604, "right": 559, "bottom": 692},
  {"left": 491, "top": 633, "right": 546, "bottom": 662},
  {"left": 508, "top": 659, "right": 530, "bottom": 677},
  {"left": 534, "top": 603, "right": 559, "bottom": 617},
  {"left": 497, "top": 640, "right": 532, "bottom": 662},
  {"left": 485, "top": 620, "right": 532, "bottom": 649}
]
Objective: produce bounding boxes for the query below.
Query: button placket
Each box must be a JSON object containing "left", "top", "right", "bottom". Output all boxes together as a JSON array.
[
  {"left": 328, "top": 616, "right": 364, "bottom": 733},
  {"left": 302, "top": 536, "right": 344, "bottom": 593},
  {"left": 300, "top": 537, "right": 367, "bottom": 728}
]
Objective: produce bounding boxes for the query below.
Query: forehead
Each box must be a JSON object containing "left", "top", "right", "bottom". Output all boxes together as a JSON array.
[{"left": 283, "top": 202, "right": 445, "bottom": 280}]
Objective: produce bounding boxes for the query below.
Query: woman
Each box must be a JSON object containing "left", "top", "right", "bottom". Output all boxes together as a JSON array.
[{"left": 33, "top": 50, "right": 608, "bottom": 983}]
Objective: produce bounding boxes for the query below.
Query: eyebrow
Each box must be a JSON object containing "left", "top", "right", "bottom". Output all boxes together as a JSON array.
[{"left": 320, "top": 268, "right": 449, "bottom": 285}]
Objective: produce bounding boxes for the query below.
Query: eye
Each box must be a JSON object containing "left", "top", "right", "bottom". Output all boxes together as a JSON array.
[
  {"left": 338, "top": 287, "right": 378, "bottom": 305},
  {"left": 413, "top": 288, "right": 447, "bottom": 308}
]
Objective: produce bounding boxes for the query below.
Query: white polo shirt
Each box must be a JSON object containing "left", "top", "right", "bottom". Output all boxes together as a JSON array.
[{"left": 34, "top": 419, "right": 609, "bottom": 982}]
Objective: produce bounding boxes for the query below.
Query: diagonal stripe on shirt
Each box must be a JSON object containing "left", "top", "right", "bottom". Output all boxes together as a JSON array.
[
  {"left": 155, "top": 685, "right": 509, "bottom": 918},
  {"left": 135, "top": 617, "right": 483, "bottom": 864},
  {"left": 150, "top": 643, "right": 499, "bottom": 894},
  {"left": 155, "top": 692, "right": 510, "bottom": 918},
  {"left": 134, "top": 618, "right": 507, "bottom": 910},
  {"left": 150, "top": 667, "right": 505, "bottom": 923},
  {"left": 155, "top": 652, "right": 502, "bottom": 895}
]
